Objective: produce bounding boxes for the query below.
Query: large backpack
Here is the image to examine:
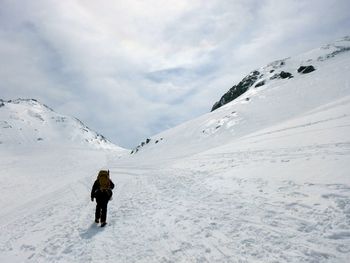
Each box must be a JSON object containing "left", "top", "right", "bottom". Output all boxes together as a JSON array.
[
  {"left": 97, "top": 170, "right": 113, "bottom": 200},
  {"left": 98, "top": 170, "right": 110, "bottom": 190}
]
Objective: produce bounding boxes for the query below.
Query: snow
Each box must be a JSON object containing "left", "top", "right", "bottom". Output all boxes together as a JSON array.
[
  {"left": 0, "top": 99, "right": 125, "bottom": 151},
  {"left": 1, "top": 37, "right": 350, "bottom": 262},
  {"left": 131, "top": 36, "right": 350, "bottom": 160}
]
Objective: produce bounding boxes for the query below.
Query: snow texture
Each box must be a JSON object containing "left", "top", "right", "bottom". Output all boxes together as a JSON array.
[{"left": 0, "top": 37, "right": 350, "bottom": 262}]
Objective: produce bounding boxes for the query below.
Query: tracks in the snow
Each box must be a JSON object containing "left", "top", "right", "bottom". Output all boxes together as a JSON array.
[{"left": 1, "top": 154, "right": 349, "bottom": 262}]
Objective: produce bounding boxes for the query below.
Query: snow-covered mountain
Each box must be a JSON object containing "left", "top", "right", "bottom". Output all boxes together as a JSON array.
[
  {"left": 1, "top": 37, "right": 350, "bottom": 262},
  {"left": 130, "top": 36, "right": 350, "bottom": 161},
  {"left": 211, "top": 36, "right": 350, "bottom": 112},
  {"left": 0, "top": 98, "right": 124, "bottom": 151}
]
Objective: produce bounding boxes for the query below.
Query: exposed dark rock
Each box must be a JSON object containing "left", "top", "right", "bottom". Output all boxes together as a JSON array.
[
  {"left": 245, "top": 97, "right": 250, "bottom": 101},
  {"left": 37, "top": 138, "right": 43, "bottom": 141},
  {"left": 255, "top": 80, "right": 265, "bottom": 88},
  {"left": 211, "top": 101, "right": 221, "bottom": 111},
  {"left": 211, "top": 70, "right": 260, "bottom": 111},
  {"left": 270, "top": 70, "right": 274, "bottom": 73},
  {"left": 297, "top": 65, "right": 315, "bottom": 74},
  {"left": 270, "top": 71, "right": 293, "bottom": 80},
  {"left": 280, "top": 71, "right": 293, "bottom": 79},
  {"left": 132, "top": 137, "right": 158, "bottom": 154}
]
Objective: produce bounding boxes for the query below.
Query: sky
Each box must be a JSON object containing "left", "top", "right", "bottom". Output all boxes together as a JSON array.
[{"left": 1, "top": 0, "right": 350, "bottom": 148}]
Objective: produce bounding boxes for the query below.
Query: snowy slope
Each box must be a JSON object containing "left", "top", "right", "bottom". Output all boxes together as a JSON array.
[
  {"left": 1, "top": 95, "right": 349, "bottom": 262},
  {"left": 162, "top": 96, "right": 350, "bottom": 262},
  {"left": 131, "top": 36, "right": 350, "bottom": 161},
  {"left": 1, "top": 37, "right": 350, "bottom": 262},
  {"left": 0, "top": 98, "right": 127, "bottom": 239},
  {"left": 0, "top": 98, "right": 124, "bottom": 150}
]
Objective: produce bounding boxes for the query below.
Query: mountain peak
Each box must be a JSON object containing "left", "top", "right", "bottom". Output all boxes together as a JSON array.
[{"left": 0, "top": 99, "right": 126, "bottom": 151}]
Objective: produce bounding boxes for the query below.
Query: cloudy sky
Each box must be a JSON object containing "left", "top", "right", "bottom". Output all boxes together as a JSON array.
[{"left": 1, "top": 0, "right": 349, "bottom": 148}]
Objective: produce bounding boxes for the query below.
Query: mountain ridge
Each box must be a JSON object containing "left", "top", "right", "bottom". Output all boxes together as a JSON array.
[
  {"left": 129, "top": 36, "right": 350, "bottom": 159},
  {"left": 0, "top": 98, "right": 126, "bottom": 152},
  {"left": 211, "top": 36, "right": 350, "bottom": 111}
]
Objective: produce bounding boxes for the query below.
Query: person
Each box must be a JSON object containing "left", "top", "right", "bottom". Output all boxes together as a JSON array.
[{"left": 91, "top": 170, "right": 115, "bottom": 227}]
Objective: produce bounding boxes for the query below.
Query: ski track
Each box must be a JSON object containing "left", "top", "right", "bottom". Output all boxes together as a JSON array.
[{"left": 1, "top": 142, "right": 349, "bottom": 262}]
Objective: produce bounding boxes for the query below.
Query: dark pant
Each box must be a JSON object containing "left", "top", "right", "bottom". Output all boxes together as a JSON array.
[
  {"left": 95, "top": 191, "right": 110, "bottom": 223},
  {"left": 95, "top": 200, "right": 108, "bottom": 223}
]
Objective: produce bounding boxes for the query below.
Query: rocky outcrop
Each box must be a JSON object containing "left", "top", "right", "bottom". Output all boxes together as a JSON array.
[
  {"left": 210, "top": 36, "right": 349, "bottom": 114},
  {"left": 255, "top": 80, "right": 265, "bottom": 88},
  {"left": 297, "top": 65, "right": 315, "bottom": 74},
  {"left": 211, "top": 71, "right": 261, "bottom": 111},
  {"left": 270, "top": 71, "right": 293, "bottom": 80},
  {"left": 131, "top": 137, "right": 158, "bottom": 154}
]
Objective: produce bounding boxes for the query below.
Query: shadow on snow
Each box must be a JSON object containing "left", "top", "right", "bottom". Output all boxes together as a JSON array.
[{"left": 80, "top": 223, "right": 104, "bottom": 239}]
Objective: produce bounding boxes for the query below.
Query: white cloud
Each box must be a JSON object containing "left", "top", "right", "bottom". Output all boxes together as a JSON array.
[{"left": 1, "top": 0, "right": 349, "bottom": 148}]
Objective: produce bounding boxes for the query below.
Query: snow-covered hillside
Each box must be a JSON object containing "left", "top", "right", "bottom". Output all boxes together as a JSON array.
[
  {"left": 0, "top": 98, "right": 125, "bottom": 150},
  {"left": 0, "top": 98, "right": 127, "bottom": 240},
  {"left": 1, "top": 37, "right": 350, "bottom": 262},
  {"left": 131, "top": 36, "right": 350, "bottom": 161}
]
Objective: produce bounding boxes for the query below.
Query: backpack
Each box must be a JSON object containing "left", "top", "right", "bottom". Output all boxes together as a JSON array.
[
  {"left": 97, "top": 170, "right": 113, "bottom": 200},
  {"left": 97, "top": 170, "right": 110, "bottom": 190}
]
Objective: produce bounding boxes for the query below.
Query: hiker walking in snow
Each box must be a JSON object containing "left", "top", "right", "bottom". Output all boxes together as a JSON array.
[{"left": 91, "top": 170, "right": 115, "bottom": 227}]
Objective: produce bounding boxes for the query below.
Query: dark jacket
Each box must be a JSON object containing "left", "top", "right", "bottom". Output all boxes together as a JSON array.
[{"left": 91, "top": 179, "right": 115, "bottom": 200}]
